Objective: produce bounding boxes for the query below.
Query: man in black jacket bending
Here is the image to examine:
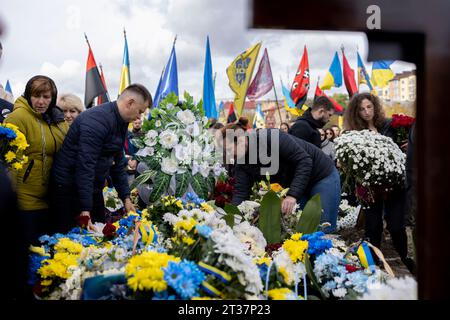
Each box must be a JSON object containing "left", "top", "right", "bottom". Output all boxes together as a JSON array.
[
  {"left": 51, "top": 84, "right": 152, "bottom": 232},
  {"left": 229, "top": 129, "right": 340, "bottom": 233},
  {"left": 289, "top": 96, "right": 335, "bottom": 147}
]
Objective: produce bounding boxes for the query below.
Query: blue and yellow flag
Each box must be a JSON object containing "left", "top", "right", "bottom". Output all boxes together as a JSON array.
[
  {"left": 282, "top": 83, "right": 305, "bottom": 117},
  {"left": 253, "top": 103, "right": 265, "bottom": 129},
  {"left": 357, "top": 242, "right": 376, "bottom": 273},
  {"left": 371, "top": 60, "right": 395, "bottom": 88},
  {"left": 226, "top": 42, "right": 261, "bottom": 117},
  {"left": 320, "top": 52, "right": 342, "bottom": 90},
  {"left": 118, "top": 30, "right": 131, "bottom": 96},
  {"left": 357, "top": 52, "right": 373, "bottom": 91}
]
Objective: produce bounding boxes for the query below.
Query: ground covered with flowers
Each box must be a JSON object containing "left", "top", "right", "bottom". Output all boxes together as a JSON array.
[{"left": 28, "top": 191, "right": 416, "bottom": 300}]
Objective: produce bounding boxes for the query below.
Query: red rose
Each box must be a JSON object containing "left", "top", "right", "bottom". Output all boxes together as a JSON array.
[
  {"left": 345, "top": 264, "right": 358, "bottom": 273},
  {"left": 76, "top": 215, "right": 91, "bottom": 228},
  {"left": 102, "top": 222, "right": 116, "bottom": 238}
]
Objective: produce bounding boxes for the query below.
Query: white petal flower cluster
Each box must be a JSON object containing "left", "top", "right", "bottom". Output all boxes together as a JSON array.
[
  {"left": 337, "top": 200, "right": 360, "bottom": 231},
  {"left": 335, "top": 130, "right": 406, "bottom": 188},
  {"left": 210, "top": 228, "right": 264, "bottom": 297},
  {"left": 232, "top": 221, "right": 267, "bottom": 257},
  {"left": 237, "top": 201, "right": 261, "bottom": 221},
  {"left": 360, "top": 276, "right": 418, "bottom": 300}
]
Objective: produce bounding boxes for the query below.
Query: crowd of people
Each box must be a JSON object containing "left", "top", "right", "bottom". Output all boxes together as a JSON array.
[{"left": 1, "top": 71, "right": 416, "bottom": 300}]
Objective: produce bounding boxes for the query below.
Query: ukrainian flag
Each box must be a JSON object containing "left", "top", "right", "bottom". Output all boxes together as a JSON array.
[
  {"left": 357, "top": 52, "right": 373, "bottom": 91},
  {"left": 357, "top": 242, "right": 376, "bottom": 273},
  {"left": 282, "top": 84, "right": 305, "bottom": 117},
  {"left": 118, "top": 30, "right": 131, "bottom": 96},
  {"left": 371, "top": 60, "right": 395, "bottom": 88},
  {"left": 320, "top": 52, "right": 342, "bottom": 90},
  {"left": 253, "top": 103, "right": 265, "bottom": 128}
]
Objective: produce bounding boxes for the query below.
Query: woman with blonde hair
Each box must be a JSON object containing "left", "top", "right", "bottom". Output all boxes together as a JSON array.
[{"left": 57, "top": 93, "right": 85, "bottom": 125}]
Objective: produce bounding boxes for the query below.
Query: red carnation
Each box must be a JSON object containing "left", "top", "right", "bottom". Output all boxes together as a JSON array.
[
  {"left": 102, "top": 222, "right": 116, "bottom": 238},
  {"left": 76, "top": 215, "right": 91, "bottom": 228},
  {"left": 345, "top": 264, "right": 358, "bottom": 273}
]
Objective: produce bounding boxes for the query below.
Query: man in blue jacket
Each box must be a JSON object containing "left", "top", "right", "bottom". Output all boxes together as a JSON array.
[{"left": 51, "top": 84, "right": 152, "bottom": 232}]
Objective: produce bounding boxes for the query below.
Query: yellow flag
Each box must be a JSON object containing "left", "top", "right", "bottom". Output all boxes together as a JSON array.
[{"left": 226, "top": 43, "right": 262, "bottom": 117}]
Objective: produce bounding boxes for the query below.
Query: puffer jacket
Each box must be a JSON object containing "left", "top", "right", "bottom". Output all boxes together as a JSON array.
[
  {"left": 5, "top": 96, "right": 68, "bottom": 210},
  {"left": 288, "top": 108, "right": 324, "bottom": 148},
  {"left": 52, "top": 101, "right": 130, "bottom": 212}
]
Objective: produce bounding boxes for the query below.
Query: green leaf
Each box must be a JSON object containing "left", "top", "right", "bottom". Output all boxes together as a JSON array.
[
  {"left": 223, "top": 203, "right": 241, "bottom": 228},
  {"left": 258, "top": 190, "right": 281, "bottom": 244},
  {"left": 296, "top": 193, "right": 322, "bottom": 234},
  {"left": 305, "top": 254, "right": 328, "bottom": 300},
  {"left": 175, "top": 171, "right": 191, "bottom": 197},
  {"left": 191, "top": 173, "right": 208, "bottom": 200},
  {"left": 130, "top": 138, "right": 146, "bottom": 149},
  {"left": 130, "top": 170, "right": 156, "bottom": 190},
  {"left": 148, "top": 173, "right": 171, "bottom": 203},
  {"left": 206, "top": 174, "right": 216, "bottom": 193}
]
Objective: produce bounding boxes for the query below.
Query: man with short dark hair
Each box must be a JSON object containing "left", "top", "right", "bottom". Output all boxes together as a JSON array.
[
  {"left": 289, "top": 96, "right": 335, "bottom": 147},
  {"left": 51, "top": 84, "right": 152, "bottom": 232}
]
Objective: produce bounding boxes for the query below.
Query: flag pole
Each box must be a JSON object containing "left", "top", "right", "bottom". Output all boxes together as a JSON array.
[{"left": 272, "top": 81, "right": 283, "bottom": 124}]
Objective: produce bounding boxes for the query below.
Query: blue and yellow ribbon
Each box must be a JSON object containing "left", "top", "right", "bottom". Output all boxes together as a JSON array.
[
  {"left": 198, "top": 262, "right": 232, "bottom": 284},
  {"left": 201, "top": 281, "right": 224, "bottom": 299}
]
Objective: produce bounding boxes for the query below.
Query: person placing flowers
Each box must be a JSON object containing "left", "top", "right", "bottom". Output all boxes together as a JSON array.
[
  {"left": 223, "top": 120, "right": 340, "bottom": 233},
  {"left": 343, "top": 92, "right": 415, "bottom": 274},
  {"left": 50, "top": 84, "right": 151, "bottom": 233}
]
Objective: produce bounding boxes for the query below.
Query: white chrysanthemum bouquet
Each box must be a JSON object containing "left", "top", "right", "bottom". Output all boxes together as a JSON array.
[
  {"left": 132, "top": 92, "right": 226, "bottom": 203},
  {"left": 335, "top": 130, "right": 406, "bottom": 205}
]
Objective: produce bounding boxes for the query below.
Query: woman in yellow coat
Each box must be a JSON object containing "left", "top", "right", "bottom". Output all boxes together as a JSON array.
[{"left": 5, "top": 76, "right": 68, "bottom": 297}]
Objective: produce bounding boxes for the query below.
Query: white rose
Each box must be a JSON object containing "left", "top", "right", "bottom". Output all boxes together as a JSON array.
[
  {"left": 213, "top": 162, "right": 225, "bottom": 176},
  {"left": 159, "top": 130, "right": 178, "bottom": 149},
  {"left": 190, "top": 141, "right": 203, "bottom": 159},
  {"left": 177, "top": 109, "right": 196, "bottom": 125},
  {"left": 144, "top": 130, "right": 158, "bottom": 146},
  {"left": 135, "top": 147, "right": 154, "bottom": 157},
  {"left": 199, "top": 161, "right": 210, "bottom": 178},
  {"left": 161, "top": 157, "right": 178, "bottom": 175},
  {"left": 174, "top": 144, "right": 191, "bottom": 162},
  {"left": 185, "top": 122, "right": 200, "bottom": 137}
]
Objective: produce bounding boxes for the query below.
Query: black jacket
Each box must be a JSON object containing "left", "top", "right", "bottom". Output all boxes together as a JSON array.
[
  {"left": 231, "top": 129, "right": 334, "bottom": 205},
  {"left": 52, "top": 101, "right": 130, "bottom": 211},
  {"left": 288, "top": 108, "right": 324, "bottom": 147}
]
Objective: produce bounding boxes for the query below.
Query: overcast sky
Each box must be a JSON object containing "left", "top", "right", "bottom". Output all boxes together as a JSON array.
[{"left": 0, "top": 0, "right": 415, "bottom": 103}]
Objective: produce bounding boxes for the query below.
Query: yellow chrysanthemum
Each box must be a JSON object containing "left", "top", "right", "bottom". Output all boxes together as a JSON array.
[
  {"left": 200, "top": 202, "right": 214, "bottom": 213},
  {"left": 21, "top": 155, "right": 29, "bottom": 164},
  {"left": 125, "top": 251, "right": 179, "bottom": 292},
  {"left": 4, "top": 151, "right": 16, "bottom": 163},
  {"left": 54, "top": 238, "right": 84, "bottom": 255},
  {"left": 174, "top": 218, "right": 196, "bottom": 232},
  {"left": 41, "top": 279, "right": 52, "bottom": 286},
  {"left": 12, "top": 162, "right": 23, "bottom": 170},
  {"left": 290, "top": 233, "right": 303, "bottom": 241},
  {"left": 282, "top": 238, "right": 308, "bottom": 263},
  {"left": 38, "top": 252, "right": 79, "bottom": 279},
  {"left": 175, "top": 200, "right": 183, "bottom": 209},
  {"left": 182, "top": 236, "right": 195, "bottom": 245},
  {"left": 267, "top": 288, "right": 293, "bottom": 300}
]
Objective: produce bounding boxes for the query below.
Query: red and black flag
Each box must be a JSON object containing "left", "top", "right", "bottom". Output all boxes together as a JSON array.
[
  {"left": 314, "top": 80, "right": 344, "bottom": 114},
  {"left": 227, "top": 102, "right": 237, "bottom": 123},
  {"left": 290, "top": 45, "right": 310, "bottom": 108},
  {"left": 84, "top": 34, "right": 106, "bottom": 108},
  {"left": 97, "top": 64, "right": 110, "bottom": 105}
]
